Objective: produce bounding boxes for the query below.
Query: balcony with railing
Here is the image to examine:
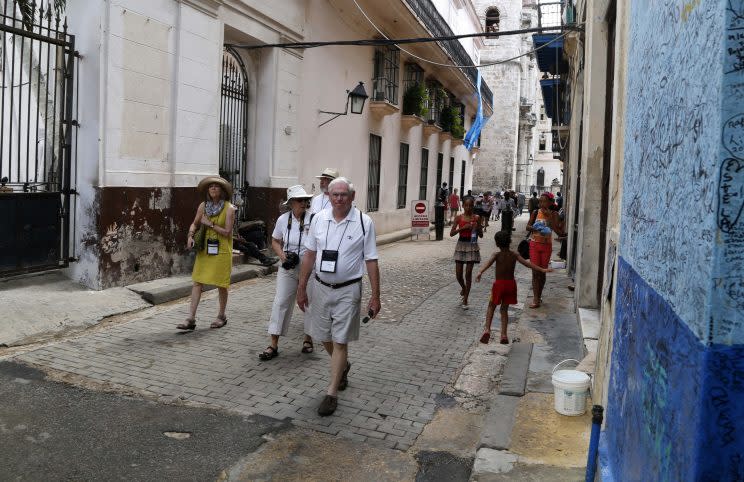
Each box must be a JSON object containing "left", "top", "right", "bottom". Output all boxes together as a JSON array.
[{"left": 403, "top": 0, "right": 493, "bottom": 111}]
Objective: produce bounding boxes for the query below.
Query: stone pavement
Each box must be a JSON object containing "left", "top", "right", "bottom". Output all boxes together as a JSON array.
[
  {"left": 4, "top": 216, "right": 593, "bottom": 480},
  {"left": 472, "top": 222, "right": 593, "bottom": 481},
  {"left": 11, "top": 229, "right": 496, "bottom": 452}
]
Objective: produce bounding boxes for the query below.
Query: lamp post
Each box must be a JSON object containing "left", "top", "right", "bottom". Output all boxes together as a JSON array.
[{"left": 318, "top": 82, "right": 369, "bottom": 127}]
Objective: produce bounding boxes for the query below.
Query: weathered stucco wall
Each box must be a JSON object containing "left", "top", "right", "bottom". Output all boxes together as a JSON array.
[{"left": 604, "top": 1, "right": 744, "bottom": 480}]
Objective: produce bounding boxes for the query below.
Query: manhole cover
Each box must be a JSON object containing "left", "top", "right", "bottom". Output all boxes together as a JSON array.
[{"left": 163, "top": 431, "right": 191, "bottom": 440}]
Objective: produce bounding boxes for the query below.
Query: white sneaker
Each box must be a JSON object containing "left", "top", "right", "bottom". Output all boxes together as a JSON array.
[{"left": 461, "top": 303, "right": 469, "bottom": 310}]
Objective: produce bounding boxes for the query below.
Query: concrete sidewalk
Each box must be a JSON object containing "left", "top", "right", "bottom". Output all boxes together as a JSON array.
[
  {"left": 0, "top": 225, "right": 423, "bottom": 348},
  {"left": 471, "top": 220, "right": 593, "bottom": 481}
]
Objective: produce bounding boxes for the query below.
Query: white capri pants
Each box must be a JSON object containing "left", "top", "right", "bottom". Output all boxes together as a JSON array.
[{"left": 267, "top": 265, "right": 312, "bottom": 336}]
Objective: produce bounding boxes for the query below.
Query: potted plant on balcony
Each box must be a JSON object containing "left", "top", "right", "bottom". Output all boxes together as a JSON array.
[
  {"left": 451, "top": 115, "right": 465, "bottom": 141},
  {"left": 439, "top": 105, "right": 457, "bottom": 132},
  {"left": 402, "top": 82, "right": 429, "bottom": 118}
]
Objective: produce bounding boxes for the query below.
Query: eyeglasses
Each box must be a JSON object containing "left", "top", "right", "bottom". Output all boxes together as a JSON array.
[{"left": 330, "top": 192, "right": 351, "bottom": 198}]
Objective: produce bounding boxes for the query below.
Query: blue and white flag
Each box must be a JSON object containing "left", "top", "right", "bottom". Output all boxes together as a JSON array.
[{"left": 464, "top": 69, "right": 490, "bottom": 150}]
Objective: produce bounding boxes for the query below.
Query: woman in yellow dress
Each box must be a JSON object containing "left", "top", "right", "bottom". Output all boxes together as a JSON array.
[{"left": 177, "top": 176, "right": 236, "bottom": 330}]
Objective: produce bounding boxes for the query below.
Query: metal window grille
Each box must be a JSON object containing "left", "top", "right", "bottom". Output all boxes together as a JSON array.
[
  {"left": 448, "top": 157, "right": 454, "bottom": 189},
  {"left": 0, "top": 0, "right": 80, "bottom": 276},
  {"left": 367, "top": 134, "right": 382, "bottom": 212},
  {"left": 537, "top": 1, "right": 564, "bottom": 29},
  {"left": 435, "top": 152, "right": 443, "bottom": 188},
  {"left": 403, "top": 63, "right": 424, "bottom": 95},
  {"left": 219, "top": 46, "right": 249, "bottom": 224},
  {"left": 373, "top": 46, "right": 399, "bottom": 105},
  {"left": 460, "top": 160, "right": 466, "bottom": 196},
  {"left": 419, "top": 148, "right": 428, "bottom": 200},
  {"left": 397, "top": 143, "right": 409, "bottom": 209}
]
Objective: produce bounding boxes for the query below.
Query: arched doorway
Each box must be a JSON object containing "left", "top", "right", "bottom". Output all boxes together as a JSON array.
[
  {"left": 536, "top": 167, "right": 545, "bottom": 189},
  {"left": 219, "top": 46, "right": 249, "bottom": 222}
]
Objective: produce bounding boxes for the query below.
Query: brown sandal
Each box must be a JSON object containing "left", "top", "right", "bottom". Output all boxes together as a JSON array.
[
  {"left": 210, "top": 315, "right": 227, "bottom": 329},
  {"left": 176, "top": 318, "right": 196, "bottom": 330},
  {"left": 301, "top": 340, "right": 314, "bottom": 353}
]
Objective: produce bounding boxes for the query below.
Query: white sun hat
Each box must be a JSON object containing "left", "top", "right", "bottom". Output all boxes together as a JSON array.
[
  {"left": 315, "top": 168, "right": 339, "bottom": 179},
  {"left": 283, "top": 185, "right": 313, "bottom": 205}
]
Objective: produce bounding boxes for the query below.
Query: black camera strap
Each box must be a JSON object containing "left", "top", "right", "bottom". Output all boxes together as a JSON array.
[{"left": 286, "top": 212, "right": 306, "bottom": 255}]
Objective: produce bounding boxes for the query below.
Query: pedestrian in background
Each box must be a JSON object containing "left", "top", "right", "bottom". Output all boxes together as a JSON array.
[
  {"left": 450, "top": 196, "right": 482, "bottom": 309},
  {"left": 448, "top": 188, "right": 460, "bottom": 220},
  {"left": 258, "top": 185, "right": 315, "bottom": 361},
  {"left": 311, "top": 168, "right": 339, "bottom": 214},
  {"left": 476, "top": 231, "right": 552, "bottom": 344},
  {"left": 556, "top": 192, "right": 563, "bottom": 210},
  {"left": 178, "top": 176, "right": 236, "bottom": 330},
  {"left": 526, "top": 192, "right": 566, "bottom": 308},
  {"left": 517, "top": 192, "right": 526, "bottom": 216},
  {"left": 297, "top": 177, "right": 381, "bottom": 417},
  {"left": 438, "top": 182, "right": 450, "bottom": 223},
  {"left": 528, "top": 192, "right": 539, "bottom": 216},
  {"left": 500, "top": 192, "right": 515, "bottom": 232}
]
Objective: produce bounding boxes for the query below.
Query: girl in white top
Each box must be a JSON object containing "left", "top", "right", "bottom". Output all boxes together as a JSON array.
[{"left": 259, "top": 185, "right": 315, "bottom": 360}]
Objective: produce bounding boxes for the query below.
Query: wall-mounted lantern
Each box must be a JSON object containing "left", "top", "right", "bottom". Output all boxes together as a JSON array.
[{"left": 318, "top": 82, "right": 368, "bottom": 127}]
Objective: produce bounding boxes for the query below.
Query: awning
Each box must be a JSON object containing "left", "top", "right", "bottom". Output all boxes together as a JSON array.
[
  {"left": 533, "top": 34, "right": 567, "bottom": 75},
  {"left": 540, "top": 78, "right": 562, "bottom": 122}
]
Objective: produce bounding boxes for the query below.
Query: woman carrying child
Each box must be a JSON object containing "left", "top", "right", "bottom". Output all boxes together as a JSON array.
[
  {"left": 526, "top": 192, "right": 565, "bottom": 308},
  {"left": 450, "top": 196, "right": 482, "bottom": 309},
  {"left": 476, "top": 231, "right": 552, "bottom": 344}
]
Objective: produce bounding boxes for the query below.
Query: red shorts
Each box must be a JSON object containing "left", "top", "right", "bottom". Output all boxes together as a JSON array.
[
  {"left": 490, "top": 279, "right": 518, "bottom": 305},
  {"left": 529, "top": 240, "right": 552, "bottom": 269}
]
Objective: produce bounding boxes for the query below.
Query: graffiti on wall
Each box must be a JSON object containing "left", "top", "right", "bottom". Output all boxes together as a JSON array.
[
  {"left": 608, "top": 258, "right": 704, "bottom": 481},
  {"left": 621, "top": 0, "right": 722, "bottom": 340},
  {"left": 712, "top": 3, "right": 744, "bottom": 343}
]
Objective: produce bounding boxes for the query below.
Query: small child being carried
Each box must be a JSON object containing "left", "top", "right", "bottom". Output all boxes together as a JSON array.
[{"left": 476, "top": 231, "right": 552, "bottom": 344}]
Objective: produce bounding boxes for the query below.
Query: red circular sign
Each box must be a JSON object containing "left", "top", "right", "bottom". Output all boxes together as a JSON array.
[{"left": 415, "top": 202, "right": 426, "bottom": 214}]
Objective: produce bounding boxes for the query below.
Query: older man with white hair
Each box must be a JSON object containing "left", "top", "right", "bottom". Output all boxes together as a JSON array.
[{"left": 297, "top": 177, "right": 381, "bottom": 416}]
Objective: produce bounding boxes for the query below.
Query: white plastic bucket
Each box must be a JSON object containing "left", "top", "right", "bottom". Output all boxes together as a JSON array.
[{"left": 552, "top": 359, "right": 591, "bottom": 416}]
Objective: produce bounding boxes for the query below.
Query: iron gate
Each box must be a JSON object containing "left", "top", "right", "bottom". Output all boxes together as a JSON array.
[
  {"left": 219, "top": 46, "right": 249, "bottom": 223},
  {"left": 0, "top": 1, "right": 78, "bottom": 277}
]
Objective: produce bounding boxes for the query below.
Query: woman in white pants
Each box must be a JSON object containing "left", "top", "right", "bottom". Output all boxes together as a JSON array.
[{"left": 259, "top": 185, "right": 315, "bottom": 360}]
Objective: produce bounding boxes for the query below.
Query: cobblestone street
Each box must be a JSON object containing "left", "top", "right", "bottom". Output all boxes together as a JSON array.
[{"left": 11, "top": 225, "right": 536, "bottom": 452}]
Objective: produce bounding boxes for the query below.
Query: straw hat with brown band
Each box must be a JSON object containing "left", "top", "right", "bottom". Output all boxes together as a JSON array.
[{"left": 197, "top": 176, "right": 233, "bottom": 200}]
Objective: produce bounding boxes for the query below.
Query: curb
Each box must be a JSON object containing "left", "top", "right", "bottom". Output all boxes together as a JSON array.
[
  {"left": 127, "top": 265, "right": 278, "bottom": 305},
  {"left": 127, "top": 226, "right": 430, "bottom": 306}
]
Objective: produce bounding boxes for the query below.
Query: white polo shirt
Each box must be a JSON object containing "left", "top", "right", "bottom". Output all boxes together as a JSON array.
[
  {"left": 272, "top": 211, "right": 312, "bottom": 257},
  {"left": 304, "top": 207, "right": 378, "bottom": 284},
  {"left": 310, "top": 193, "right": 331, "bottom": 214}
]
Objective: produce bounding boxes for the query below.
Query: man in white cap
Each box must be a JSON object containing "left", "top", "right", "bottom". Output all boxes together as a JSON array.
[{"left": 310, "top": 168, "right": 339, "bottom": 214}]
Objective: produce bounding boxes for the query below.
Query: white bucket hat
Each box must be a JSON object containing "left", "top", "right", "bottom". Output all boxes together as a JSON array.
[
  {"left": 283, "top": 185, "right": 313, "bottom": 205},
  {"left": 315, "top": 168, "right": 339, "bottom": 179}
]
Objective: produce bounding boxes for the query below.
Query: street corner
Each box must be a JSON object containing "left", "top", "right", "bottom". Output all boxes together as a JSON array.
[
  {"left": 225, "top": 427, "right": 418, "bottom": 482},
  {"left": 508, "top": 392, "right": 592, "bottom": 468}
]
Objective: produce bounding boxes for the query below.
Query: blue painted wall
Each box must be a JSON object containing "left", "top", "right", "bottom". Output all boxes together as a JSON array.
[{"left": 605, "top": 0, "right": 744, "bottom": 480}]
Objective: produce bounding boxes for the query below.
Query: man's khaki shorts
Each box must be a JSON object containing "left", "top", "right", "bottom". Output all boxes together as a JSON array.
[{"left": 308, "top": 280, "right": 362, "bottom": 344}]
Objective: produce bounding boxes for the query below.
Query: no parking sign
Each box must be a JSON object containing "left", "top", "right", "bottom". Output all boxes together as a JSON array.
[{"left": 411, "top": 200, "right": 429, "bottom": 237}]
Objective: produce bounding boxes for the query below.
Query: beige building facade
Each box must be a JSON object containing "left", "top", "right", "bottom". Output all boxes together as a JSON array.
[{"left": 52, "top": 0, "right": 493, "bottom": 288}]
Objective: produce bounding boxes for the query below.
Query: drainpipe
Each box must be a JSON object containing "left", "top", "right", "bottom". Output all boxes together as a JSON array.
[{"left": 585, "top": 405, "right": 604, "bottom": 482}]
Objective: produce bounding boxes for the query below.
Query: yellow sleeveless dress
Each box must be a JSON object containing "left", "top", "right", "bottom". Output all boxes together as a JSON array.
[{"left": 192, "top": 202, "right": 233, "bottom": 288}]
